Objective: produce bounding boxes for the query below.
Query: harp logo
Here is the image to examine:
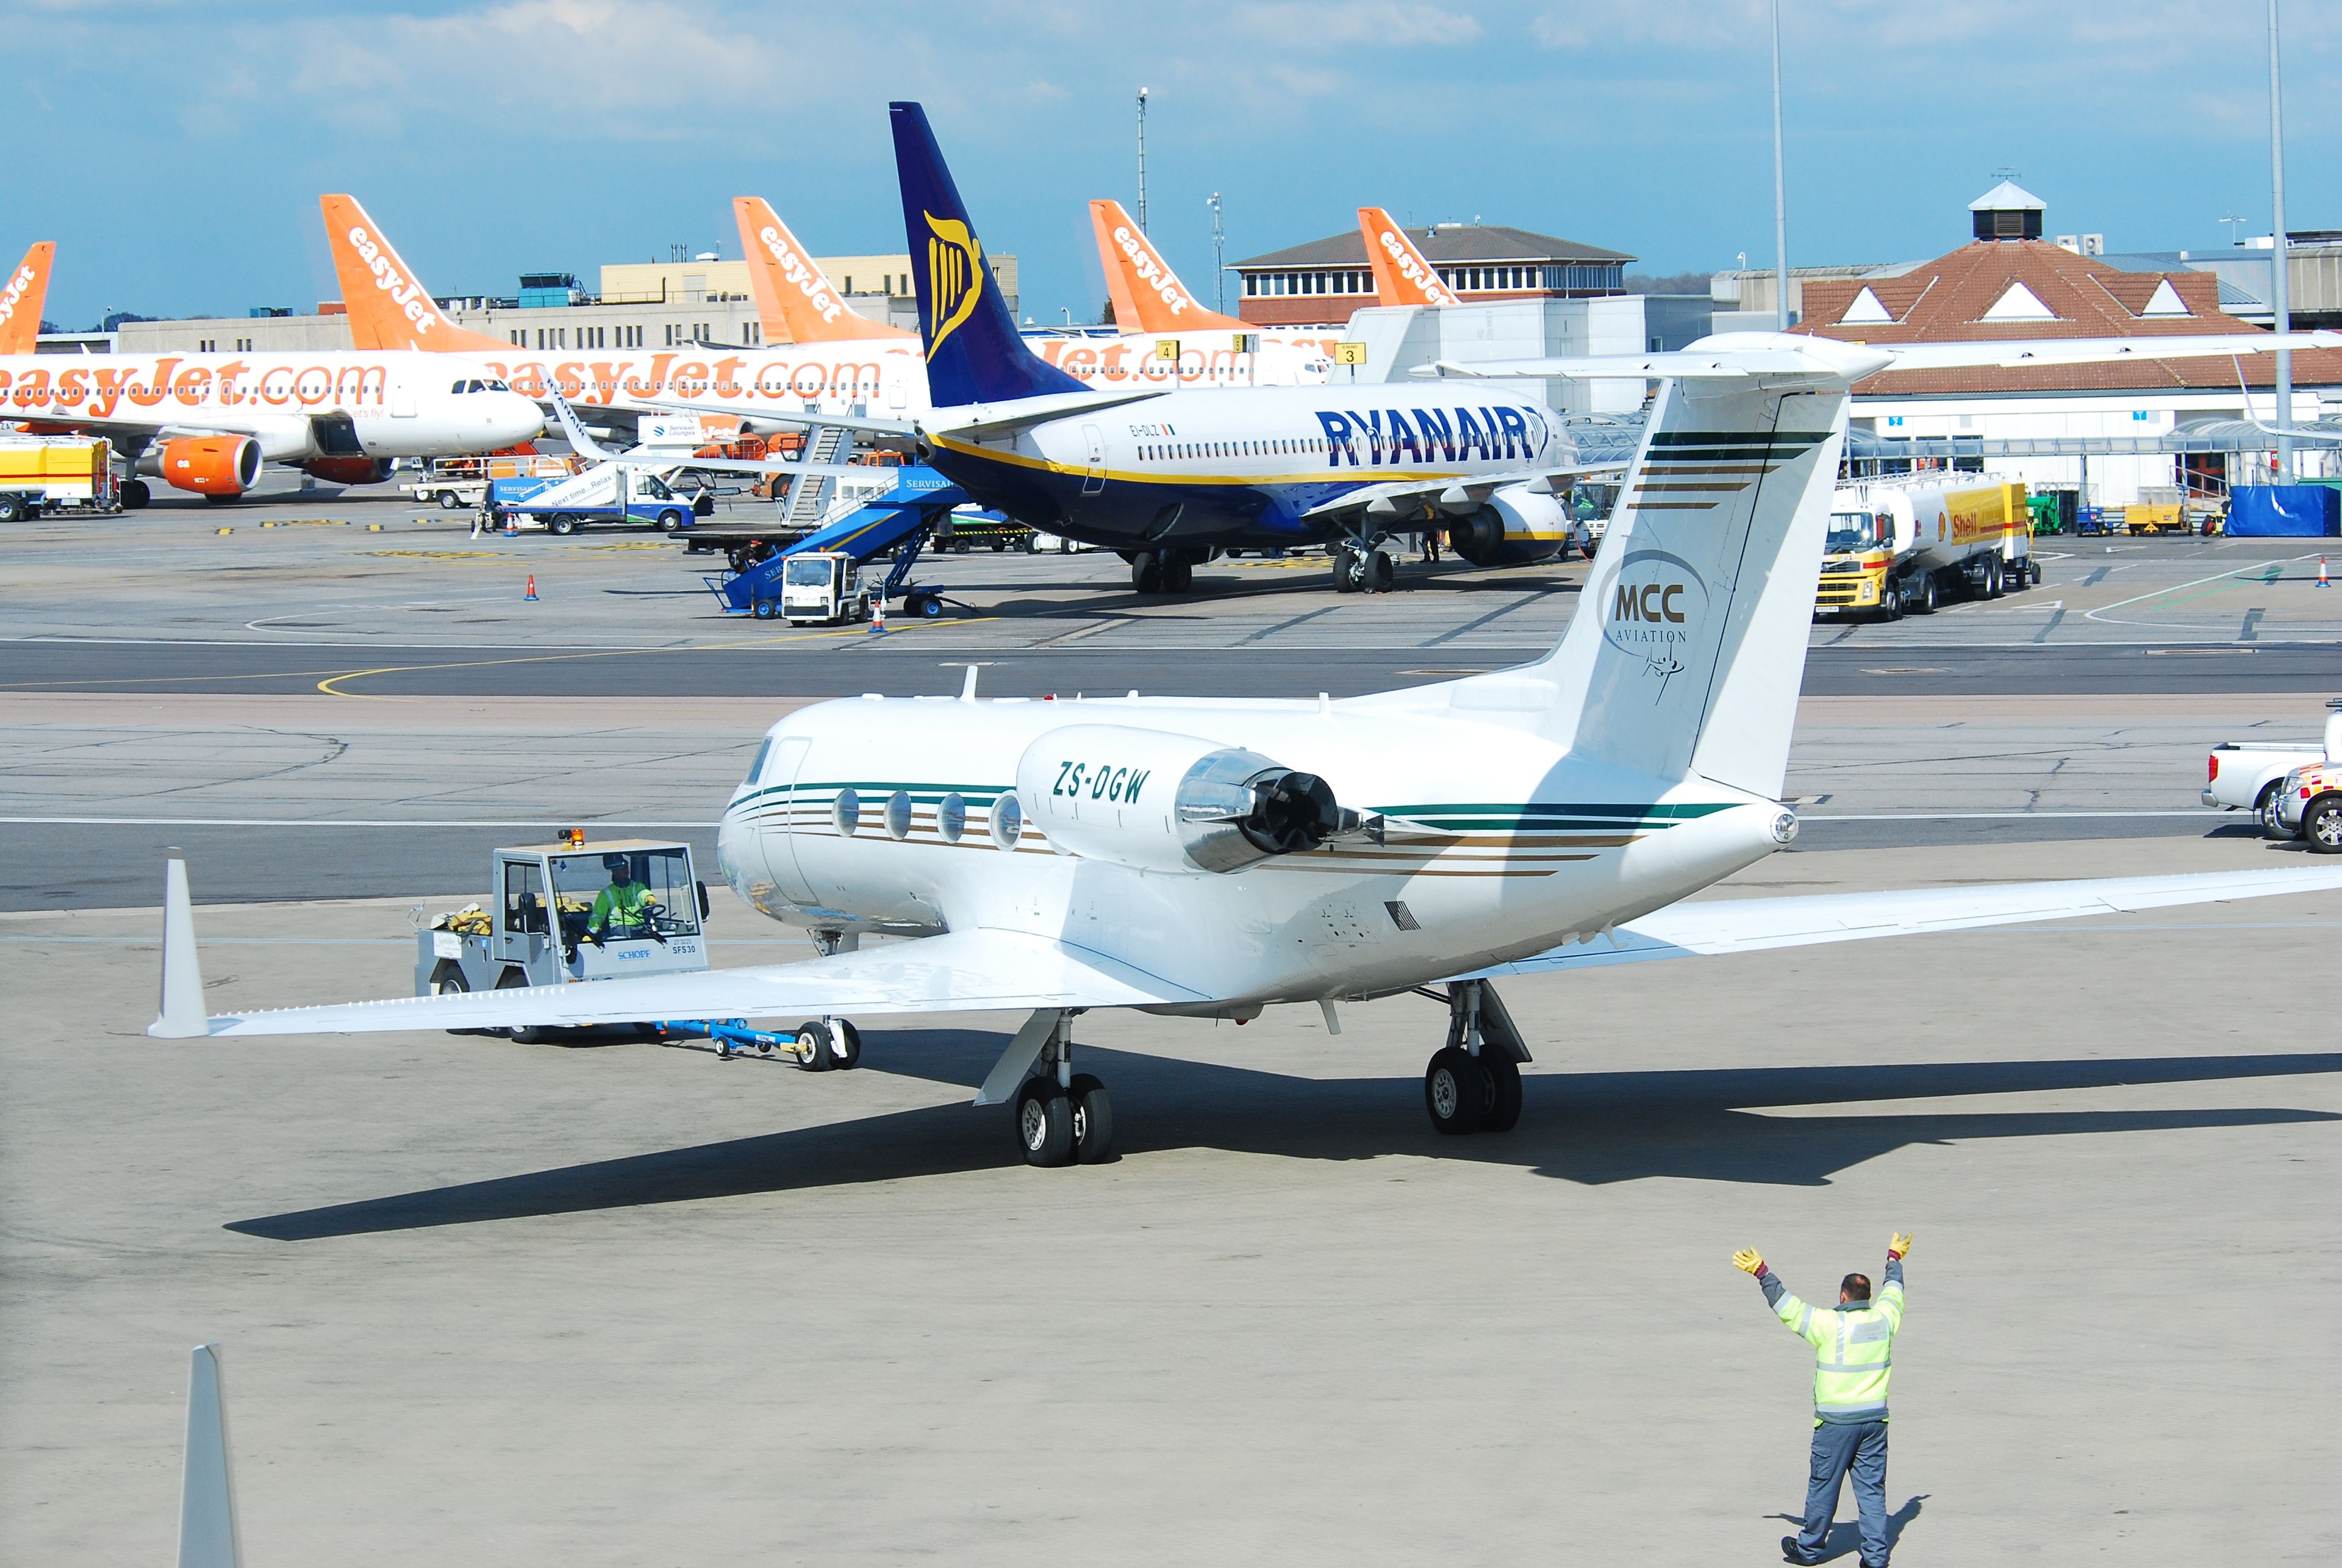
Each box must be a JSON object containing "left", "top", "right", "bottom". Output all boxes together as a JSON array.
[{"left": 923, "top": 212, "right": 986, "bottom": 351}]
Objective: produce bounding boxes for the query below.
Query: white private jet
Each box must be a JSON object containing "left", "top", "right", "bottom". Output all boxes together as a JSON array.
[{"left": 149, "top": 203, "right": 2342, "bottom": 1167}]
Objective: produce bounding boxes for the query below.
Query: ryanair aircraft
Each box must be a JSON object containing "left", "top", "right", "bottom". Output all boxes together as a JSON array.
[{"left": 887, "top": 102, "right": 1615, "bottom": 595}]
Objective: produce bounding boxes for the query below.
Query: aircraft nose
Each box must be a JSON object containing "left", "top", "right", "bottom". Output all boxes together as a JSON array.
[{"left": 491, "top": 394, "right": 546, "bottom": 444}]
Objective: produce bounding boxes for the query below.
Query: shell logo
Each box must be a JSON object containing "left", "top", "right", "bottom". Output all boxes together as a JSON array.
[
  {"left": 755, "top": 225, "right": 844, "bottom": 324},
  {"left": 0, "top": 264, "right": 34, "bottom": 328},
  {"left": 343, "top": 227, "right": 440, "bottom": 334},
  {"left": 1111, "top": 224, "right": 1194, "bottom": 317}
]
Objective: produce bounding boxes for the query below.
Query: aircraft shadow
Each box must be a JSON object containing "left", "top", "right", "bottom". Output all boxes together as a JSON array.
[{"left": 226, "top": 1044, "right": 2342, "bottom": 1240}]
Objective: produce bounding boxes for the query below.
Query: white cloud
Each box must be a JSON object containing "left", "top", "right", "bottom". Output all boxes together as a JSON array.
[{"left": 1232, "top": 1, "right": 1485, "bottom": 50}]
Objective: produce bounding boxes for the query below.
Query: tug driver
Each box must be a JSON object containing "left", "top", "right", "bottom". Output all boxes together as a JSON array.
[{"left": 586, "top": 854, "right": 662, "bottom": 943}]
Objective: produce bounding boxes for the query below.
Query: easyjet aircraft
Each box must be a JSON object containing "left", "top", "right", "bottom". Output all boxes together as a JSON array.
[
  {"left": 0, "top": 240, "right": 540, "bottom": 505},
  {"left": 0, "top": 241, "right": 55, "bottom": 356},
  {"left": 1358, "top": 207, "right": 1464, "bottom": 308},
  {"left": 734, "top": 195, "right": 914, "bottom": 345},
  {"left": 1087, "top": 198, "right": 1338, "bottom": 381},
  {"left": 323, "top": 193, "right": 1327, "bottom": 421}
]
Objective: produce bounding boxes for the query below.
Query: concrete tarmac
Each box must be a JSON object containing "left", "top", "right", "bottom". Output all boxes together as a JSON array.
[{"left": 3, "top": 832, "right": 2337, "bottom": 1565}]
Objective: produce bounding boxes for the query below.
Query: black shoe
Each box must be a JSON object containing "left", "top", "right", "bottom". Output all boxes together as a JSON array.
[{"left": 1780, "top": 1538, "right": 1822, "bottom": 1566}]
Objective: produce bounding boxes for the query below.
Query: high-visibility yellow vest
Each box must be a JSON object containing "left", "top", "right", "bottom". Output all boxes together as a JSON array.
[
  {"left": 1776, "top": 1276, "right": 1903, "bottom": 1422},
  {"left": 589, "top": 880, "right": 653, "bottom": 933}
]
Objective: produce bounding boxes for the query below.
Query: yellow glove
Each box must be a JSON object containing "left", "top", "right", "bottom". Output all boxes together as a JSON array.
[
  {"left": 1889, "top": 1232, "right": 1914, "bottom": 1259},
  {"left": 1731, "top": 1248, "right": 1765, "bottom": 1275}
]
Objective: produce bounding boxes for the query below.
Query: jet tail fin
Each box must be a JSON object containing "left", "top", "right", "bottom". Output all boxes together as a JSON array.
[
  {"left": 890, "top": 102, "right": 1084, "bottom": 408},
  {"left": 734, "top": 196, "right": 914, "bottom": 345},
  {"left": 178, "top": 1344, "right": 242, "bottom": 1568},
  {"left": 1089, "top": 199, "right": 1247, "bottom": 332},
  {"left": 1528, "top": 375, "right": 1845, "bottom": 800},
  {"left": 320, "top": 194, "right": 510, "bottom": 354},
  {"left": 1358, "top": 209, "right": 1461, "bottom": 309},
  {"left": 0, "top": 240, "right": 55, "bottom": 355}
]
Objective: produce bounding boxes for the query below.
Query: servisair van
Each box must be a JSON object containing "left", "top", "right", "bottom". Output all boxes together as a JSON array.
[{"left": 1818, "top": 478, "right": 2039, "bottom": 620}]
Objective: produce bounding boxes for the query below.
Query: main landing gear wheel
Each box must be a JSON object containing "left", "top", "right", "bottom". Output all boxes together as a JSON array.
[
  {"left": 1015, "top": 1078, "right": 1075, "bottom": 1166},
  {"left": 1068, "top": 1072, "right": 1114, "bottom": 1163},
  {"left": 1131, "top": 550, "right": 1167, "bottom": 595},
  {"left": 120, "top": 479, "right": 151, "bottom": 509},
  {"left": 1480, "top": 1051, "right": 1524, "bottom": 1133},
  {"left": 1331, "top": 543, "right": 1370, "bottom": 593},
  {"left": 1424, "top": 1047, "right": 1489, "bottom": 1136},
  {"left": 1365, "top": 550, "right": 1394, "bottom": 593}
]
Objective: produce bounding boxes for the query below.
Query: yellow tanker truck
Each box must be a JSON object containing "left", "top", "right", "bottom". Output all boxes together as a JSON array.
[{"left": 1817, "top": 476, "right": 2039, "bottom": 620}]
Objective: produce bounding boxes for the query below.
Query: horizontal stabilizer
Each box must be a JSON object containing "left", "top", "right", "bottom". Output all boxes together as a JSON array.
[
  {"left": 1419, "top": 329, "right": 2342, "bottom": 393},
  {"left": 1455, "top": 865, "right": 2342, "bottom": 979}
]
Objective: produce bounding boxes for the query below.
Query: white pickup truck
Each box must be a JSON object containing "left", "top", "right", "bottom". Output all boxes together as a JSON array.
[{"left": 2204, "top": 704, "right": 2342, "bottom": 837}]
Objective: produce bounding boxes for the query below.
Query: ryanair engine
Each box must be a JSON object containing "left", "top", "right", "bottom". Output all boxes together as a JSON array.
[
  {"left": 1015, "top": 724, "right": 1345, "bottom": 874},
  {"left": 1448, "top": 481, "right": 1583, "bottom": 568},
  {"left": 140, "top": 435, "right": 263, "bottom": 498}
]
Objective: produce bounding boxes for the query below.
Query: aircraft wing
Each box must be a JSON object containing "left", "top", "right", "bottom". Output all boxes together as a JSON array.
[
  {"left": 1298, "top": 462, "right": 1629, "bottom": 523},
  {"left": 1453, "top": 866, "right": 2342, "bottom": 980},
  {"left": 630, "top": 398, "right": 921, "bottom": 439},
  {"left": 159, "top": 925, "right": 1210, "bottom": 1040}
]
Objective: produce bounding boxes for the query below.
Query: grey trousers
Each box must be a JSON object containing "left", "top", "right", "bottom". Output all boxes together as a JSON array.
[{"left": 1799, "top": 1419, "right": 1888, "bottom": 1565}]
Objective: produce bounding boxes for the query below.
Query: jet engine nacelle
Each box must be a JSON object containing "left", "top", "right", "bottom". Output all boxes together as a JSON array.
[
  {"left": 303, "top": 456, "right": 394, "bottom": 487},
  {"left": 1449, "top": 482, "right": 1579, "bottom": 568},
  {"left": 144, "top": 435, "right": 263, "bottom": 497},
  {"left": 1015, "top": 723, "right": 1344, "bottom": 875}
]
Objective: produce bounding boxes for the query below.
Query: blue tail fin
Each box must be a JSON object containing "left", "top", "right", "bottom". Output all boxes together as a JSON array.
[{"left": 890, "top": 102, "right": 1084, "bottom": 408}]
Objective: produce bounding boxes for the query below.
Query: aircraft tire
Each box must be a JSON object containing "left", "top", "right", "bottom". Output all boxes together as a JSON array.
[
  {"left": 1069, "top": 1073, "right": 1114, "bottom": 1163},
  {"left": 1015, "top": 1078, "right": 1075, "bottom": 1167},
  {"left": 834, "top": 1019, "right": 862, "bottom": 1069},
  {"left": 795, "top": 1019, "right": 835, "bottom": 1072},
  {"left": 1366, "top": 550, "right": 1395, "bottom": 594},
  {"left": 1424, "top": 1047, "right": 1488, "bottom": 1136},
  {"left": 121, "top": 479, "right": 151, "bottom": 509},
  {"left": 1130, "top": 551, "right": 1166, "bottom": 595},
  {"left": 1480, "top": 1053, "right": 1523, "bottom": 1133}
]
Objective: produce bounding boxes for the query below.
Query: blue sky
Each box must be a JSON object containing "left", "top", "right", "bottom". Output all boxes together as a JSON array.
[{"left": 7, "top": 0, "right": 2338, "bottom": 329}]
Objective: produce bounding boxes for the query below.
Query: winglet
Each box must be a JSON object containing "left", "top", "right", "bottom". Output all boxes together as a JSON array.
[
  {"left": 1358, "top": 208, "right": 1461, "bottom": 308},
  {"left": 178, "top": 1344, "right": 242, "bottom": 1568},
  {"left": 889, "top": 102, "right": 1085, "bottom": 408},
  {"left": 151, "top": 854, "right": 210, "bottom": 1039},
  {"left": 320, "top": 194, "right": 509, "bottom": 354},
  {"left": 734, "top": 196, "right": 914, "bottom": 345},
  {"left": 0, "top": 240, "right": 55, "bottom": 356},
  {"left": 1089, "top": 199, "right": 1247, "bottom": 332},
  {"left": 545, "top": 392, "right": 617, "bottom": 463}
]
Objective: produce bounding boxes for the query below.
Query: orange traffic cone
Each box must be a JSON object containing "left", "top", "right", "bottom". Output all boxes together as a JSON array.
[
  {"left": 525, "top": 574, "right": 539, "bottom": 601},
  {"left": 868, "top": 596, "right": 887, "bottom": 634},
  {"left": 2320, "top": 557, "right": 2330, "bottom": 589}
]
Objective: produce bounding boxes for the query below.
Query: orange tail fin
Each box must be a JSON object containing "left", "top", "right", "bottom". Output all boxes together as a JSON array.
[
  {"left": 321, "top": 194, "right": 510, "bottom": 354},
  {"left": 0, "top": 242, "right": 56, "bottom": 356},
  {"left": 1090, "top": 199, "right": 1247, "bottom": 332},
  {"left": 734, "top": 196, "right": 911, "bottom": 343},
  {"left": 1358, "top": 208, "right": 1460, "bottom": 308}
]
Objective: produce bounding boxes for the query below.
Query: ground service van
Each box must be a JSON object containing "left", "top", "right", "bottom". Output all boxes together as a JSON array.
[
  {"left": 0, "top": 436, "right": 116, "bottom": 518},
  {"left": 1818, "top": 477, "right": 2038, "bottom": 619}
]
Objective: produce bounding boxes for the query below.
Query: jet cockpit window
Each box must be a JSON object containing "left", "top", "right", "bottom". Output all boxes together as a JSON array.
[{"left": 482, "top": 378, "right": 510, "bottom": 392}]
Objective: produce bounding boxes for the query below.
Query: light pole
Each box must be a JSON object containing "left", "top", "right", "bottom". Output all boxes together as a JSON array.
[
  {"left": 1208, "top": 192, "right": 1226, "bottom": 314},
  {"left": 2268, "top": 0, "right": 2294, "bottom": 481},
  {"left": 1771, "top": 0, "right": 1789, "bottom": 331},
  {"left": 1136, "top": 88, "right": 1150, "bottom": 234}
]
